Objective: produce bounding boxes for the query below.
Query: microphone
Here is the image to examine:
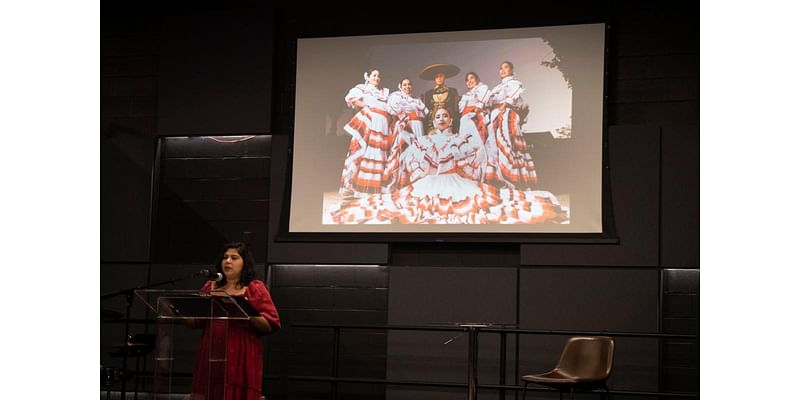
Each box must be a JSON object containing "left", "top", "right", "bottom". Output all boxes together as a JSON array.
[{"left": 197, "top": 269, "right": 223, "bottom": 282}]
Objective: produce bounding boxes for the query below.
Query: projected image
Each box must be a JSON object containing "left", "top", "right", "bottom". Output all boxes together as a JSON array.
[
  {"left": 291, "top": 24, "right": 605, "bottom": 233},
  {"left": 332, "top": 62, "right": 567, "bottom": 225}
]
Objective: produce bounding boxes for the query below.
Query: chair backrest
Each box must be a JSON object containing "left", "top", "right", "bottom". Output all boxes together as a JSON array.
[{"left": 554, "top": 336, "right": 615, "bottom": 381}]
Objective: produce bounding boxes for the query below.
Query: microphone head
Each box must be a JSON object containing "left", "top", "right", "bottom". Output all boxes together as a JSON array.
[{"left": 197, "top": 269, "right": 223, "bottom": 281}]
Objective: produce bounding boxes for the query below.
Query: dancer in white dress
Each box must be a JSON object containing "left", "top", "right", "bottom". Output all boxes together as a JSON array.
[
  {"left": 331, "top": 108, "right": 567, "bottom": 225},
  {"left": 384, "top": 78, "right": 429, "bottom": 190},
  {"left": 339, "top": 69, "right": 392, "bottom": 195},
  {"left": 485, "top": 61, "right": 538, "bottom": 190}
]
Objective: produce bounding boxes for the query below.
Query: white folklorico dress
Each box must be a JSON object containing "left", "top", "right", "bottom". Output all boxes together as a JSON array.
[
  {"left": 331, "top": 127, "right": 566, "bottom": 225},
  {"left": 384, "top": 90, "right": 429, "bottom": 190},
  {"left": 458, "top": 82, "right": 490, "bottom": 144},
  {"left": 485, "top": 75, "right": 538, "bottom": 190},
  {"left": 340, "top": 83, "right": 392, "bottom": 194}
]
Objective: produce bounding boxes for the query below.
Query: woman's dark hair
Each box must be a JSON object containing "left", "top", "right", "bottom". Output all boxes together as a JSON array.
[
  {"left": 398, "top": 77, "right": 412, "bottom": 91},
  {"left": 213, "top": 241, "right": 256, "bottom": 289},
  {"left": 465, "top": 71, "right": 480, "bottom": 82},
  {"left": 501, "top": 61, "right": 514, "bottom": 71}
]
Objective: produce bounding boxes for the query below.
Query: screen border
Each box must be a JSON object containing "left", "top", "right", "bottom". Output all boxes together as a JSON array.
[{"left": 273, "top": 20, "right": 615, "bottom": 244}]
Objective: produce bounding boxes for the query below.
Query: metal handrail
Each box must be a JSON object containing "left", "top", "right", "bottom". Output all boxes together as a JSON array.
[
  {"left": 291, "top": 323, "right": 699, "bottom": 339},
  {"left": 286, "top": 323, "right": 699, "bottom": 399}
]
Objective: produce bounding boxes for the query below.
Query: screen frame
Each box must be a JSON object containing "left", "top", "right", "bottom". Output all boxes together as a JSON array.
[{"left": 274, "top": 20, "right": 616, "bottom": 244}]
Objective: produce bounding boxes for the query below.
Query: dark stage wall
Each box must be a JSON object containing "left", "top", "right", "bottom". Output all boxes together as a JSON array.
[{"left": 101, "top": 4, "right": 698, "bottom": 399}]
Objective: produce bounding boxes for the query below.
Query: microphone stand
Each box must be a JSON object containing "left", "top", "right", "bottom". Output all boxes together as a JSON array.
[{"left": 101, "top": 272, "right": 200, "bottom": 400}]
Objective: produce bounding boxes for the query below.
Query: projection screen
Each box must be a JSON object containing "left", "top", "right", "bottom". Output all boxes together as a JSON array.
[{"left": 289, "top": 23, "right": 605, "bottom": 234}]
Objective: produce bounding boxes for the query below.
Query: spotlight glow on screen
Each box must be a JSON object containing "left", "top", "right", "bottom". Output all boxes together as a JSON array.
[{"left": 289, "top": 23, "right": 605, "bottom": 234}]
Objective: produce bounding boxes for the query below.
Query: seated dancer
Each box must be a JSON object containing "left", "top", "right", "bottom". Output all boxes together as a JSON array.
[{"left": 331, "top": 108, "right": 567, "bottom": 225}]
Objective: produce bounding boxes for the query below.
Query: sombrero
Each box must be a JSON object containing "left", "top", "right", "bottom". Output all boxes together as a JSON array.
[{"left": 419, "top": 63, "right": 460, "bottom": 80}]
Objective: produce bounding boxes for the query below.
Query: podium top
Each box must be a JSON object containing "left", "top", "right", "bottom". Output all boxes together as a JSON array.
[{"left": 135, "top": 289, "right": 252, "bottom": 320}]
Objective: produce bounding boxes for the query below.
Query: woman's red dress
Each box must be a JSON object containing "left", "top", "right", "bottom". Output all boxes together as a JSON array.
[{"left": 190, "top": 280, "right": 280, "bottom": 400}]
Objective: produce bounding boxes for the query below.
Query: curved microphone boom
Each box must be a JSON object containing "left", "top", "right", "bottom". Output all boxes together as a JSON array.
[{"left": 197, "top": 269, "right": 224, "bottom": 282}]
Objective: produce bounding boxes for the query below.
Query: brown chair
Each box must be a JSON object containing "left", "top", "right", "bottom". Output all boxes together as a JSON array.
[{"left": 521, "top": 336, "right": 615, "bottom": 400}]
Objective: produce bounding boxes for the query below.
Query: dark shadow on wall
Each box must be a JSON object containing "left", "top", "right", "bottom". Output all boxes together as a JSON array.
[{"left": 151, "top": 136, "right": 273, "bottom": 264}]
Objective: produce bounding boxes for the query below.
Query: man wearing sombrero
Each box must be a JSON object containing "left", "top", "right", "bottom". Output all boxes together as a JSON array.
[{"left": 420, "top": 63, "right": 460, "bottom": 133}]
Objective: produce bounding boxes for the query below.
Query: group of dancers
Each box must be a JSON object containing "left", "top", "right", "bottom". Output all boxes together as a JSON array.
[{"left": 332, "top": 61, "right": 567, "bottom": 225}]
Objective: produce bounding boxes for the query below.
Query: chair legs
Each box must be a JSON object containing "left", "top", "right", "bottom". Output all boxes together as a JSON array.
[{"left": 522, "top": 383, "right": 612, "bottom": 400}]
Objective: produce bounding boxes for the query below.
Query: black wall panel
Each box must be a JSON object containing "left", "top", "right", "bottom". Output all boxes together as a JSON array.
[
  {"left": 660, "top": 269, "right": 699, "bottom": 393},
  {"left": 267, "top": 264, "right": 389, "bottom": 400},
  {"left": 519, "top": 267, "right": 660, "bottom": 392},
  {"left": 660, "top": 125, "right": 700, "bottom": 268},
  {"left": 101, "top": 4, "right": 160, "bottom": 262},
  {"left": 521, "top": 126, "right": 661, "bottom": 266},
  {"left": 152, "top": 136, "right": 272, "bottom": 263},
  {"left": 386, "top": 266, "right": 517, "bottom": 400},
  {"left": 157, "top": 5, "right": 273, "bottom": 135}
]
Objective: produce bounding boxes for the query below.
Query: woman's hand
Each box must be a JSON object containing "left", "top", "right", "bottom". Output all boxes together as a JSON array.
[{"left": 249, "top": 316, "right": 273, "bottom": 334}]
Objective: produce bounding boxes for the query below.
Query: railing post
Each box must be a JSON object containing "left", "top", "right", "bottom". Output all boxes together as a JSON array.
[
  {"left": 331, "top": 327, "right": 340, "bottom": 400},
  {"left": 500, "top": 331, "right": 507, "bottom": 400},
  {"left": 468, "top": 326, "right": 479, "bottom": 400}
]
